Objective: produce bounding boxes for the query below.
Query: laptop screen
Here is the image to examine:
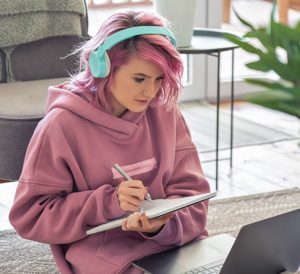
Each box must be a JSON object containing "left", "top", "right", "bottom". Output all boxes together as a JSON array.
[{"left": 220, "top": 209, "right": 300, "bottom": 274}]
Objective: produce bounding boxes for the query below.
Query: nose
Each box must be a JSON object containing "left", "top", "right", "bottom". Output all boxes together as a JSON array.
[{"left": 142, "top": 83, "right": 159, "bottom": 99}]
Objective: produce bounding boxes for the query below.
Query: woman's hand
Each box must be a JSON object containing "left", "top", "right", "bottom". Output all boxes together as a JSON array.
[
  {"left": 121, "top": 212, "right": 173, "bottom": 234},
  {"left": 117, "top": 180, "right": 148, "bottom": 212}
]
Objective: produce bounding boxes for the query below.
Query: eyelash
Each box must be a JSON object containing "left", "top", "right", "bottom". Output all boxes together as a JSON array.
[
  {"left": 134, "top": 78, "right": 145, "bottom": 83},
  {"left": 133, "top": 77, "right": 164, "bottom": 83}
]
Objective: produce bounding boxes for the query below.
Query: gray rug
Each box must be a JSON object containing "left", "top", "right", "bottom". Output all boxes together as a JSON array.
[
  {"left": 207, "top": 187, "right": 300, "bottom": 237},
  {"left": 1, "top": 188, "right": 300, "bottom": 274},
  {"left": 0, "top": 231, "right": 59, "bottom": 274}
]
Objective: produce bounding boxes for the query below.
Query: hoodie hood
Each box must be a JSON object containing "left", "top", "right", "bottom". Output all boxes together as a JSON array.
[{"left": 46, "top": 83, "right": 147, "bottom": 140}]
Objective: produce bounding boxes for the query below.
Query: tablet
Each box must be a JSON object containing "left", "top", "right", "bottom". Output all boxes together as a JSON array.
[{"left": 86, "top": 191, "right": 217, "bottom": 235}]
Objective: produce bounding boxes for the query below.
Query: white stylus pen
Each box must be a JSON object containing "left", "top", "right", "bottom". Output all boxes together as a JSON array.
[{"left": 113, "top": 163, "right": 152, "bottom": 202}]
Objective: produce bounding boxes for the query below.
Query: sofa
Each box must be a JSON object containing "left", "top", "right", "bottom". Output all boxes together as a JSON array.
[{"left": 0, "top": 0, "right": 89, "bottom": 180}]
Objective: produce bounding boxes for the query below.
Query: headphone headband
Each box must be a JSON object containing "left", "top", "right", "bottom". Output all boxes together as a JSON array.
[
  {"left": 89, "top": 26, "right": 176, "bottom": 78},
  {"left": 100, "top": 26, "right": 176, "bottom": 53}
]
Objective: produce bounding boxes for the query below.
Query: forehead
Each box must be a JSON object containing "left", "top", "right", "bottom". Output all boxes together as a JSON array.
[{"left": 119, "top": 56, "right": 163, "bottom": 76}]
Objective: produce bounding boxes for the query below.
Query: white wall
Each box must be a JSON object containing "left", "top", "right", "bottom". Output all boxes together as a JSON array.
[{"left": 179, "top": 0, "right": 223, "bottom": 102}]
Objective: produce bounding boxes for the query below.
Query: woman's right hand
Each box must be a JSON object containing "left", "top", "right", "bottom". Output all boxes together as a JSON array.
[{"left": 117, "top": 180, "right": 148, "bottom": 212}]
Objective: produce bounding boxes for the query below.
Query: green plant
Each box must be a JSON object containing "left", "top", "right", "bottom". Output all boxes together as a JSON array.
[{"left": 224, "top": 2, "right": 300, "bottom": 118}]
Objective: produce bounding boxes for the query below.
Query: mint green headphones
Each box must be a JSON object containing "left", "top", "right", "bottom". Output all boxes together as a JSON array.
[{"left": 89, "top": 26, "right": 176, "bottom": 78}]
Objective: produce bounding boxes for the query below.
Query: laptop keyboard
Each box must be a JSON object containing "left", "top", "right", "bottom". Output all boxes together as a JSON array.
[{"left": 181, "top": 259, "right": 225, "bottom": 274}]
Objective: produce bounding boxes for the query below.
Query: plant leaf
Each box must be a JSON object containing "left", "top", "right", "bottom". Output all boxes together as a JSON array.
[
  {"left": 271, "top": 21, "right": 300, "bottom": 45},
  {"left": 244, "top": 29, "right": 275, "bottom": 52},
  {"left": 295, "top": 20, "right": 300, "bottom": 31},
  {"left": 245, "top": 91, "right": 300, "bottom": 118},
  {"left": 277, "top": 101, "right": 300, "bottom": 118},
  {"left": 232, "top": 8, "right": 255, "bottom": 30},
  {"left": 224, "top": 7, "right": 300, "bottom": 107},
  {"left": 245, "top": 78, "right": 285, "bottom": 89},
  {"left": 245, "top": 78, "right": 300, "bottom": 99},
  {"left": 255, "top": 51, "right": 299, "bottom": 82},
  {"left": 246, "top": 60, "right": 272, "bottom": 72},
  {"left": 285, "top": 41, "right": 300, "bottom": 80},
  {"left": 245, "top": 90, "right": 294, "bottom": 102},
  {"left": 224, "top": 33, "right": 263, "bottom": 54}
]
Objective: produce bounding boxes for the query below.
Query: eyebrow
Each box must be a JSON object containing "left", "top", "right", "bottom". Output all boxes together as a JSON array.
[{"left": 132, "top": 73, "right": 164, "bottom": 78}]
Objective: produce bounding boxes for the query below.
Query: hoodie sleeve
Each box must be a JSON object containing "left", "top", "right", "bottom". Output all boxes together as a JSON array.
[
  {"left": 9, "top": 111, "right": 125, "bottom": 244},
  {"left": 140, "top": 107, "right": 210, "bottom": 245}
]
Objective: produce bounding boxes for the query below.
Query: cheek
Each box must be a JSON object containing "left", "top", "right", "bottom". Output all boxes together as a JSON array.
[
  {"left": 123, "top": 78, "right": 139, "bottom": 92},
  {"left": 155, "top": 81, "right": 163, "bottom": 93},
  {"left": 112, "top": 80, "right": 133, "bottom": 99}
]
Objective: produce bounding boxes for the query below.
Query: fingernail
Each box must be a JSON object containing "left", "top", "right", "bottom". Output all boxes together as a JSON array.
[{"left": 146, "top": 193, "right": 152, "bottom": 201}]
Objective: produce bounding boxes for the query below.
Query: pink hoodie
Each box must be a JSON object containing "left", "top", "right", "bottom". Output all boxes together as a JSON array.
[{"left": 9, "top": 83, "right": 210, "bottom": 274}]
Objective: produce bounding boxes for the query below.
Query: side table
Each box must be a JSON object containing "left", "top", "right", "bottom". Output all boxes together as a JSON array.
[{"left": 178, "top": 28, "right": 238, "bottom": 191}]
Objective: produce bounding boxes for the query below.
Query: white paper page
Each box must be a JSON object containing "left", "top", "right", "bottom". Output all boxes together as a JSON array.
[{"left": 141, "top": 194, "right": 209, "bottom": 218}]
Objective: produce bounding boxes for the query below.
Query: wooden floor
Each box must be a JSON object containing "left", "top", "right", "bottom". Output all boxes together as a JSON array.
[
  {"left": 1, "top": 102, "right": 300, "bottom": 231},
  {"left": 180, "top": 101, "right": 300, "bottom": 197},
  {"left": 203, "top": 139, "right": 300, "bottom": 197}
]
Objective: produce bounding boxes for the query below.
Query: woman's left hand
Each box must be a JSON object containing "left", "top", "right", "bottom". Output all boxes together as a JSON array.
[{"left": 121, "top": 212, "right": 173, "bottom": 234}]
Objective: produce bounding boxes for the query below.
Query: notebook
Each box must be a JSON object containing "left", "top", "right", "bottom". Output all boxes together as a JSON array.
[
  {"left": 133, "top": 208, "right": 300, "bottom": 274},
  {"left": 86, "top": 191, "right": 216, "bottom": 235}
]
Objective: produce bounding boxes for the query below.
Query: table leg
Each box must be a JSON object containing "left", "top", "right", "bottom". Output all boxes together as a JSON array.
[
  {"left": 230, "top": 49, "right": 235, "bottom": 169},
  {"left": 216, "top": 52, "right": 221, "bottom": 191}
]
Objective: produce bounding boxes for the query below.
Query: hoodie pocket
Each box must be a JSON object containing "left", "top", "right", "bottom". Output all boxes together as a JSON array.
[
  {"left": 111, "top": 157, "right": 157, "bottom": 180},
  {"left": 96, "top": 230, "right": 167, "bottom": 273}
]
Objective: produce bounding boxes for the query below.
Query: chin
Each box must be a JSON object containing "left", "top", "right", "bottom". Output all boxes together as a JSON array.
[
  {"left": 129, "top": 102, "right": 150, "bottom": 113},
  {"left": 130, "top": 108, "right": 147, "bottom": 113}
]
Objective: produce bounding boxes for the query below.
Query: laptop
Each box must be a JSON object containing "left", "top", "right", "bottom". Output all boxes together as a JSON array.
[{"left": 133, "top": 209, "right": 300, "bottom": 274}]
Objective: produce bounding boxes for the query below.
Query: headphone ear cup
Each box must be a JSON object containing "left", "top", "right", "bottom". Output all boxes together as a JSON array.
[
  {"left": 100, "top": 52, "right": 111, "bottom": 78},
  {"left": 89, "top": 51, "right": 111, "bottom": 78},
  {"left": 89, "top": 51, "right": 101, "bottom": 78}
]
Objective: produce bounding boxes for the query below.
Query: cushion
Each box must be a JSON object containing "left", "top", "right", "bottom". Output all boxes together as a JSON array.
[
  {"left": 0, "top": 77, "right": 67, "bottom": 180},
  {"left": 10, "top": 35, "right": 87, "bottom": 81},
  {"left": 0, "top": 78, "right": 66, "bottom": 118}
]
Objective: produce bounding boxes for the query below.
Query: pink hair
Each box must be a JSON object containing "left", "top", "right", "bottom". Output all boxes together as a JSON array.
[{"left": 70, "top": 10, "right": 184, "bottom": 110}]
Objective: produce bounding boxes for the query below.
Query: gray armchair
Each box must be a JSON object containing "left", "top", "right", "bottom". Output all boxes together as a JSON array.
[{"left": 0, "top": 0, "right": 89, "bottom": 181}]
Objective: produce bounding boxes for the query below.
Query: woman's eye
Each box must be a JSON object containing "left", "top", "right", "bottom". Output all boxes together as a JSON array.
[
  {"left": 157, "top": 77, "right": 164, "bottom": 81},
  {"left": 134, "top": 78, "right": 145, "bottom": 83}
]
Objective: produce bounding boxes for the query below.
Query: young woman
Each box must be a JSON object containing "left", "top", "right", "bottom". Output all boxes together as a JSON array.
[{"left": 9, "top": 10, "right": 210, "bottom": 274}]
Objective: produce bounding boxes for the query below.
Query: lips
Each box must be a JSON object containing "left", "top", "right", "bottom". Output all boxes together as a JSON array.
[{"left": 135, "top": 99, "right": 149, "bottom": 104}]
